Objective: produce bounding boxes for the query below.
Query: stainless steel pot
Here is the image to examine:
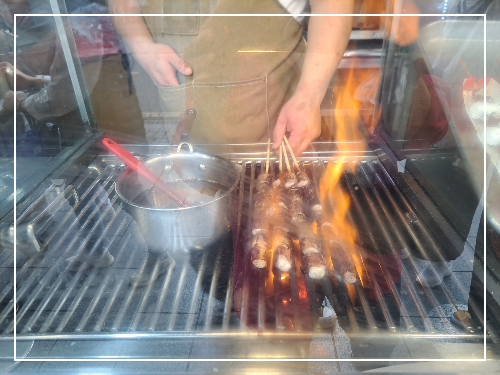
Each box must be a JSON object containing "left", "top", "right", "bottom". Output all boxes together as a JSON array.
[{"left": 115, "top": 143, "right": 240, "bottom": 256}]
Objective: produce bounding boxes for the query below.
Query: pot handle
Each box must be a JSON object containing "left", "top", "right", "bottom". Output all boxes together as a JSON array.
[{"left": 177, "top": 142, "right": 194, "bottom": 153}]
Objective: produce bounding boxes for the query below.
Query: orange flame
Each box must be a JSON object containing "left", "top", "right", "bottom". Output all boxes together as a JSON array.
[{"left": 320, "top": 61, "right": 367, "bottom": 279}]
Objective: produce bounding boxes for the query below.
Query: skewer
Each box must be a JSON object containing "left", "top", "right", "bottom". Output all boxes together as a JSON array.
[
  {"left": 283, "top": 135, "right": 300, "bottom": 171},
  {"left": 266, "top": 138, "right": 271, "bottom": 174},
  {"left": 281, "top": 142, "right": 297, "bottom": 189},
  {"left": 282, "top": 141, "right": 291, "bottom": 172},
  {"left": 279, "top": 144, "right": 283, "bottom": 173}
]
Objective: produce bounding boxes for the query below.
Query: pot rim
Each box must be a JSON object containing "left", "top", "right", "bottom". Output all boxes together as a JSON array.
[{"left": 115, "top": 152, "right": 240, "bottom": 212}]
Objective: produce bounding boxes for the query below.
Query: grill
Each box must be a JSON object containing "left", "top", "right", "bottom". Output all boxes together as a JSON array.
[{"left": 0, "top": 144, "right": 486, "bottom": 359}]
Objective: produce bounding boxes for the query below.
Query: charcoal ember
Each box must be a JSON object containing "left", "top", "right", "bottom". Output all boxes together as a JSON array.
[
  {"left": 303, "top": 251, "right": 327, "bottom": 279},
  {"left": 251, "top": 232, "right": 268, "bottom": 268}
]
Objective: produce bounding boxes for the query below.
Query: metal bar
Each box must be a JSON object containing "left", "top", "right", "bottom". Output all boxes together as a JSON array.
[
  {"left": 76, "top": 233, "right": 132, "bottom": 332},
  {"left": 15, "top": 183, "right": 56, "bottom": 224},
  {"left": 167, "top": 261, "right": 189, "bottom": 331},
  {"left": 306, "top": 276, "right": 320, "bottom": 331},
  {"left": 267, "top": 161, "right": 285, "bottom": 330},
  {"left": 368, "top": 162, "right": 460, "bottom": 324},
  {"left": 240, "top": 161, "right": 256, "bottom": 328},
  {"left": 353, "top": 281, "right": 378, "bottom": 330},
  {"left": 110, "top": 252, "right": 163, "bottom": 333},
  {"left": 222, "top": 269, "right": 234, "bottom": 331},
  {"left": 235, "top": 164, "right": 247, "bottom": 244},
  {"left": 204, "top": 246, "right": 223, "bottom": 331},
  {"left": 56, "top": 211, "right": 125, "bottom": 333},
  {"left": 257, "top": 162, "right": 266, "bottom": 331},
  {"left": 26, "top": 199, "right": 120, "bottom": 334},
  {"left": 5, "top": 188, "right": 118, "bottom": 334},
  {"left": 359, "top": 254, "right": 396, "bottom": 331},
  {"left": 0, "top": 169, "right": 115, "bottom": 318},
  {"left": 350, "top": 163, "right": 415, "bottom": 331},
  {"left": 130, "top": 259, "right": 163, "bottom": 332},
  {"left": 185, "top": 249, "right": 209, "bottom": 331},
  {"left": 34, "top": 185, "right": 74, "bottom": 234},
  {"left": 356, "top": 162, "right": 439, "bottom": 331},
  {"left": 92, "top": 279, "right": 126, "bottom": 332},
  {"left": 272, "top": 267, "right": 284, "bottom": 330},
  {"left": 339, "top": 164, "right": 401, "bottom": 329},
  {"left": 288, "top": 240, "right": 302, "bottom": 332},
  {"left": 257, "top": 269, "right": 266, "bottom": 331},
  {"left": 40, "top": 167, "right": 116, "bottom": 252},
  {"left": 148, "top": 259, "right": 176, "bottom": 332},
  {"left": 312, "top": 161, "right": 362, "bottom": 331}
]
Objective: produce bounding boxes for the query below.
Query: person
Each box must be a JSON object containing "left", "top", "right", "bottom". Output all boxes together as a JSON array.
[
  {"left": 109, "top": 0, "right": 354, "bottom": 156},
  {"left": 105, "top": 0, "right": 354, "bottom": 286}
]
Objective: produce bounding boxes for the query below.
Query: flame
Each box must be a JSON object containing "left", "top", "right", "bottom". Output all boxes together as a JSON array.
[{"left": 320, "top": 60, "right": 367, "bottom": 281}]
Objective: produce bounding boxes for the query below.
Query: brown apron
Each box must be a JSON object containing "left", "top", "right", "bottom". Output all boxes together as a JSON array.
[{"left": 141, "top": 0, "right": 305, "bottom": 147}]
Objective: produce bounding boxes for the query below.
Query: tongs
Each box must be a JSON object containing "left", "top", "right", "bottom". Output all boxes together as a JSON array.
[{"left": 102, "top": 138, "right": 189, "bottom": 207}]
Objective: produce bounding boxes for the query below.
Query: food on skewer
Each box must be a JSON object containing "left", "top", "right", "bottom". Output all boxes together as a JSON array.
[
  {"left": 272, "top": 144, "right": 293, "bottom": 272},
  {"left": 290, "top": 191, "right": 308, "bottom": 225},
  {"left": 283, "top": 135, "right": 322, "bottom": 220},
  {"left": 303, "top": 251, "right": 327, "bottom": 279},
  {"left": 282, "top": 137, "right": 327, "bottom": 279},
  {"left": 250, "top": 139, "right": 272, "bottom": 268},
  {"left": 274, "top": 227, "right": 292, "bottom": 272},
  {"left": 281, "top": 139, "right": 298, "bottom": 189},
  {"left": 296, "top": 170, "right": 311, "bottom": 188},
  {"left": 252, "top": 188, "right": 272, "bottom": 236},
  {"left": 251, "top": 232, "right": 268, "bottom": 268},
  {"left": 321, "top": 222, "right": 357, "bottom": 284}
]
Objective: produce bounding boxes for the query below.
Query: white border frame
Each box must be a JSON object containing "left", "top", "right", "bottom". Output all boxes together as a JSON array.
[{"left": 12, "top": 13, "right": 487, "bottom": 363}]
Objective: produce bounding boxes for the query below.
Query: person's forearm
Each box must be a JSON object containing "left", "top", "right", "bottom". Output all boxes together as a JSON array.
[
  {"left": 295, "top": 0, "right": 354, "bottom": 104},
  {"left": 108, "top": 0, "right": 155, "bottom": 56}
]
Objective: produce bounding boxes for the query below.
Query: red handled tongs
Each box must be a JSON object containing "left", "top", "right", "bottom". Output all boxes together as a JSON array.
[{"left": 102, "top": 138, "right": 189, "bottom": 207}]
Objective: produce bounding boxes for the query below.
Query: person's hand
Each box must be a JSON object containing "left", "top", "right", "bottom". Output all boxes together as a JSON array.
[
  {"left": 0, "top": 62, "right": 42, "bottom": 90},
  {"left": 134, "top": 43, "right": 192, "bottom": 86},
  {"left": 2, "top": 90, "right": 28, "bottom": 111},
  {"left": 272, "top": 93, "right": 321, "bottom": 156}
]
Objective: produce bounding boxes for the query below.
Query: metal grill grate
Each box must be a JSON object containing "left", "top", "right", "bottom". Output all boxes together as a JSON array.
[{"left": 0, "top": 156, "right": 483, "bottom": 358}]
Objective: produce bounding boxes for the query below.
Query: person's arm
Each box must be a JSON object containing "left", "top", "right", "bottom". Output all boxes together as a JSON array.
[
  {"left": 273, "top": 0, "right": 354, "bottom": 155},
  {"left": 108, "top": 0, "right": 191, "bottom": 86}
]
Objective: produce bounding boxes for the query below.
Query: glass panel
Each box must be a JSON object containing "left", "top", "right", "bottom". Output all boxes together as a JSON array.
[
  {"left": 0, "top": 2, "right": 498, "bottom": 368},
  {"left": 378, "top": 16, "right": 487, "bottom": 238},
  {"left": 0, "top": 0, "right": 97, "bottom": 221}
]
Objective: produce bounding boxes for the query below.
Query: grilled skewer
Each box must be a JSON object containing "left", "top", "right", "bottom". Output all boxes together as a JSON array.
[
  {"left": 272, "top": 144, "right": 293, "bottom": 272},
  {"left": 250, "top": 140, "right": 272, "bottom": 268},
  {"left": 282, "top": 135, "right": 322, "bottom": 220},
  {"left": 283, "top": 136, "right": 326, "bottom": 279},
  {"left": 281, "top": 142, "right": 298, "bottom": 189},
  {"left": 321, "top": 222, "right": 357, "bottom": 283}
]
